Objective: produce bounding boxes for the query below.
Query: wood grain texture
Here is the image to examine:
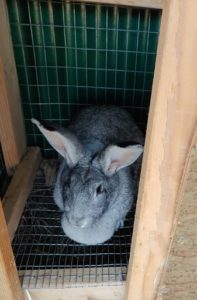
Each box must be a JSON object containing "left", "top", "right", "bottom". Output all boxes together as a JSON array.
[
  {"left": 0, "top": 201, "right": 24, "bottom": 300},
  {"left": 125, "top": 1, "right": 197, "bottom": 299},
  {"left": 0, "top": 0, "right": 26, "bottom": 174},
  {"left": 73, "top": 0, "right": 163, "bottom": 9},
  {"left": 25, "top": 285, "right": 125, "bottom": 300},
  {"left": 156, "top": 129, "right": 197, "bottom": 299},
  {"left": 3, "top": 147, "right": 41, "bottom": 241}
]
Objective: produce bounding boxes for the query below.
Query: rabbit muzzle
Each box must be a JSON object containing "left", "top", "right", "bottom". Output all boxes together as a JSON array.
[{"left": 67, "top": 215, "right": 91, "bottom": 228}]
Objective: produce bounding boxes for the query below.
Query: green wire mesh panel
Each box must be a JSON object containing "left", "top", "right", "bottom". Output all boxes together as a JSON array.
[{"left": 7, "top": 0, "right": 161, "bottom": 157}]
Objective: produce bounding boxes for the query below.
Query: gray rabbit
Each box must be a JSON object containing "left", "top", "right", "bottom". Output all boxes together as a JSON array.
[{"left": 32, "top": 106, "right": 144, "bottom": 245}]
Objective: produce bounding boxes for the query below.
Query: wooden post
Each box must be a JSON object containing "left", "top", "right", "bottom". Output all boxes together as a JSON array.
[
  {"left": 0, "top": 201, "right": 24, "bottom": 300},
  {"left": 0, "top": 0, "right": 26, "bottom": 174},
  {"left": 3, "top": 147, "right": 42, "bottom": 241},
  {"left": 156, "top": 129, "right": 197, "bottom": 299},
  {"left": 125, "top": 1, "right": 197, "bottom": 299}
]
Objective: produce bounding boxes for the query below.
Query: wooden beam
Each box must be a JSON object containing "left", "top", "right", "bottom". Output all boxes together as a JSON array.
[
  {"left": 25, "top": 285, "right": 125, "bottom": 300},
  {"left": 0, "top": 0, "right": 26, "bottom": 174},
  {"left": 3, "top": 147, "right": 41, "bottom": 241},
  {"left": 125, "top": 1, "right": 197, "bottom": 299},
  {"left": 73, "top": 0, "right": 163, "bottom": 9},
  {"left": 0, "top": 201, "right": 24, "bottom": 300},
  {"left": 155, "top": 129, "right": 197, "bottom": 299}
]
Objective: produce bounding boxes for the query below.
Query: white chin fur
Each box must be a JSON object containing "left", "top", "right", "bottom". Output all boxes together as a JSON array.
[
  {"left": 80, "top": 219, "right": 90, "bottom": 228},
  {"left": 61, "top": 213, "right": 114, "bottom": 245}
]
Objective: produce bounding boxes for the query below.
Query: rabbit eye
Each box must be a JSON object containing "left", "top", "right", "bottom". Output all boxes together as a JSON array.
[{"left": 96, "top": 184, "right": 104, "bottom": 195}]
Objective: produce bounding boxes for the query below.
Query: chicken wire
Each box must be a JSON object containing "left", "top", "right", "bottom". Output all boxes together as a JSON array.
[
  {"left": 12, "top": 162, "right": 135, "bottom": 288},
  {"left": 7, "top": 0, "right": 161, "bottom": 158},
  {"left": 7, "top": 0, "right": 161, "bottom": 289}
]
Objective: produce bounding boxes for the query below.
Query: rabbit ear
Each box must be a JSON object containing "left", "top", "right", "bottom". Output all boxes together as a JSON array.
[
  {"left": 100, "top": 144, "right": 143, "bottom": 176},
  {"left": 32, "top": 118, "right": 83, "bottom": 167}
]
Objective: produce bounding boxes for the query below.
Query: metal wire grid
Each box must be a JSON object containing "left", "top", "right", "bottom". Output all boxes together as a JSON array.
[
  {"left": 7, "top": 1, "right": 161, "bottom": 157},
  {"left": 12, "top": 166, "right": 134, "bottom": 288}
]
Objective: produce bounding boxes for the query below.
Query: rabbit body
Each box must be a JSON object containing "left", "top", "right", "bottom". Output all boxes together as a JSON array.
[{"left": 32, "top": 106, "right": 144, "bottom": 245}]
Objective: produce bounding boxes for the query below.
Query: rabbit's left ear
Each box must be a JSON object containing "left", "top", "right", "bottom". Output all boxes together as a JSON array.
[
  {"left": 100, "top": 144, "right": 143, "bottom": 176},
  {"left": 32, "top": 118, "right": 84, "bottom": 167}
]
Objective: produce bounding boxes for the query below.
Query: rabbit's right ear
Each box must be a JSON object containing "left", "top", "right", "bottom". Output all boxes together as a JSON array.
[
  {"left": 100, "top": 144, "right": 143, "bottom": 176},
  {"left": 32, "top": 118, "right": 83, "bottom": 167}
]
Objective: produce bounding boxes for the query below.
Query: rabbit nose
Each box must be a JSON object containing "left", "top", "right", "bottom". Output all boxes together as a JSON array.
[
  {"left": 64, "top": 204, "right": 70, "bottom": 212},
  {"left": 68, "top": 216, "right": 87, "bottom": 228}
]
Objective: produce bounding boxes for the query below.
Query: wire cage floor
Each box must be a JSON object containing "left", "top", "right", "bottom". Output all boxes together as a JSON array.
[{"left": 12, "top": 160, "right": 135, "bottom": 288}]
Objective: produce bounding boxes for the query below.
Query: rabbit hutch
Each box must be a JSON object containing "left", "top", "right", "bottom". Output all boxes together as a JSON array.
[{"left": 0, "top": 0, "right": 197, "bottom": 299}]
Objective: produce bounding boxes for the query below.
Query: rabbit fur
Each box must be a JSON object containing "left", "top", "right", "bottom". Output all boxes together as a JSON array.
[{"left": 32, "top": 106, "right": 144, "bottom": 245}]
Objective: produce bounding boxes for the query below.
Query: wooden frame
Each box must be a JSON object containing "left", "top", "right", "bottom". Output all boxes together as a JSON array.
[
  {"left": 0, "top": 0, "right": 26, "bottom": 175},
  {"left": 1, "top": 0, "right": 197, "bottom": 299},
  {"left": 156, "top": 128, "right": 197, "bottom": 299},
  {"left": 125, "top": 1, "right": 197, "bottom": 299},
  {"left": 0, "top": 201, "right": 25, "bottom": 300},
  {"left": 23, "top": 285, "right": 125, "bottom": 300},
  {"left": 3, "top": 147, "right": 41, "bottom": 241}
]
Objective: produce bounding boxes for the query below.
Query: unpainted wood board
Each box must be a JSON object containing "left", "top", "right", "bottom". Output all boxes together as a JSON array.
[
  {"left": 73, "top": 0, "right": 163, "bottom": 9},
  {"left": 0, "top": 0, "right": 26, "bottom": 174},
  {"left": 156, "top": 129, "right": 197, "bottom": 299},
  {"left": 3, "top": 147, "right": 42, "bottom": 241},
  {"left": 125, "top": 1, "right": 197, "bottom": 300},
  {"left": 0, "top": 201, "right": 24, "bottom": 300},
  {"left": 24, "top": 284, "right": 125, "bottom": 300}
]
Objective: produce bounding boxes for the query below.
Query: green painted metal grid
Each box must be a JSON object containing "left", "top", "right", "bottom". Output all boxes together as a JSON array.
[{"left": 7, "top": 0, "right": 161, "bottom": 157}]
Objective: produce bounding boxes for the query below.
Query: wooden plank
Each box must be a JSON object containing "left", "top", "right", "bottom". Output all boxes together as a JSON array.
[
  {"left": 0, "top": 201, "right": 24, "bottom": 300},
  {"left": 0, "top": 0, "right": 26, "bottom": 174},
  {"left": 155, "top": 129, "right": 197, "bottom": 299},
  {"left": 125, "top": 1, "right": 197, "bottom": 300},
  {"left": 3, "top": 147, "right": 41, "bottom": 241},
  {"left": 73, "top": 0, "right": 163, "bottom": 9},
  {"left": 25, "top": 285, "right": 125, "bottom": 300}
]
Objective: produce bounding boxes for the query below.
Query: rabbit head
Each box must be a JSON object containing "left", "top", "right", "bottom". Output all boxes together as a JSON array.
[{"left": 32, "top": 118, "right": 143, "bottom": 229}]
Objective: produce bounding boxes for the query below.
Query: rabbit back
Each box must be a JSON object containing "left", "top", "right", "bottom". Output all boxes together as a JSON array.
[{"left": 69, "top": 106, "right": 144, "bottom": 154}]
